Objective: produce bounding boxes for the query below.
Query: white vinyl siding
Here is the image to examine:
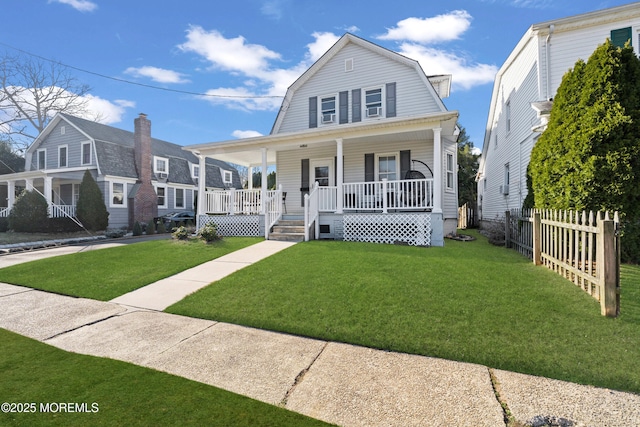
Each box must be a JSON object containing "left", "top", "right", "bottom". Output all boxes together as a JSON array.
[{"left": 276, "top": 43, "right": 442, "bottom": 134}]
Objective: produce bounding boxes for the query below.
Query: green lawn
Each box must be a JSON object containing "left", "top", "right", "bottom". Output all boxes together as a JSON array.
[
  {"left": 166, "top": 230, "right": 640, "bottom": 395},
  {"left": 0, "top": 237, "right": 261, "bottom": 300},
  {"left": 0, "top": 329, "right": 332, "bottom": 427}
]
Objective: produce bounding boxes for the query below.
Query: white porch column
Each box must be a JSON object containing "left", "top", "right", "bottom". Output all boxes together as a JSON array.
[
  {"left": 336, "top": 138, "right": 344, "bottom": 214},
  {"left": 44, "top": 176, "right": 53, "bottom": 216},
  {"left": 7, "top": 181, "right": 15, "bottom": 209},
  {"left": 248, "top": 166, "right": 254, "bottom": 190},
  {"left": 197, "top": 154, "right": 206, "bottom": 217},
  {"left": 261, "top": 148, "right": 268, "bottom": 214},
  {"left": 25, "top": 179, "right": 34, "bottom": 191},
  {"left": 432, "top": 127, "right": 443, "bottom": 214}
]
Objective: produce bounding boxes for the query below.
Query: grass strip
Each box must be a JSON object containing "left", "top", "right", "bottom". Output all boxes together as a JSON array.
[
  {"left": 0, "top": 329, "right": 331, "bottom": 427},
  {"left": 0, "top": 237, "right": 261, "bottom": 300},
  {"left": 167, "top": 230, "right": 640, "bottom": 394}
]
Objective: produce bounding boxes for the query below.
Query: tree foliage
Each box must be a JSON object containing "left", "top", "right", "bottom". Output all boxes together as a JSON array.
[
  {"left": 76, "top": 169, "right": 109, "bottom": 231},
  {"left": 0, "top": 139, "right": 24, "bottom": 174},
  {"left": 457, "top": 124, "right": 480, "bottom": 207},
  {"left": 0, "top": 52, "right": 96, "bottom": 151},
  {"left": 251, "top": 170, "right": 277, "bottom": 189},
  {"left": 528, "top": 39, "right": 640, "bottom": 262}
]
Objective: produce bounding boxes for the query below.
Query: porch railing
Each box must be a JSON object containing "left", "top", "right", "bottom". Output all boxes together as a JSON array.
[
  {"left": 50, "top": 204, "right": 76, "bottom": 218},
  {"left": 264, "top": 187, "right": 283, "bottom": 239},
  {"left": 304, "top": 182, "right": 320, "bottom": 241},
  {"left": 205, "top": 189, "right": 261, "bottom": 215},
  {"left": 0, "top": 207, "right": 9, "bottom": 218}
]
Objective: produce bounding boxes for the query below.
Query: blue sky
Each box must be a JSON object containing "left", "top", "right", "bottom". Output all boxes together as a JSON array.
[{"left": 1, "top": 0, "right": 634, "bottom": 151}]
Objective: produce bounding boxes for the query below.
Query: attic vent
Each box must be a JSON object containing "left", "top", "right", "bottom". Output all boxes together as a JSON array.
[
  {"left": 61, "top": 126, "right": 65, "bottom": 135},
  {"left": 345, "top": 58, "right": 354, "bottom": 72}
]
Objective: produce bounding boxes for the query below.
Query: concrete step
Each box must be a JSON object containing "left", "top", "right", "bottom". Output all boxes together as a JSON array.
[
  {"left": 269, "top": 219, "right": 305, "bottom": 242},
  {"left": 268, "top": 232, "right": 305, "bottom": 242}
]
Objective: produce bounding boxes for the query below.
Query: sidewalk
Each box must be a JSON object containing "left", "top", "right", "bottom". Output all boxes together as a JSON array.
[{"left": 0, "top": 240, "right": 639, "bottom": 426}]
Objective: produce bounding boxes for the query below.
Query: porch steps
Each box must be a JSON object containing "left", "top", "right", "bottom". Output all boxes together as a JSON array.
[{"left": 269, "top": 219, "right": 305, "bottom": 242}]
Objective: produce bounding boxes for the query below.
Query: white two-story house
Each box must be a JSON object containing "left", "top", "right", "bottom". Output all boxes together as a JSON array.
[
  {"left": 0, "top": 113, "right": 242, "bottom": 229},
  {"left": 185, "top": 33, "right": 459, "bottom": 246},
  {"left": 477, "top": 2, "right": 640, "bottom": 223}
]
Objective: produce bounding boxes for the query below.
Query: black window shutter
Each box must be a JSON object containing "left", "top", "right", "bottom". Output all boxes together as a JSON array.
[
  {"left": 352, "top": 89, "right": 361, "bottom": 122},
  {"left": 339, "top": 91, "right": 349, "bottom": 124},
  {"left": 386, "top": 82, "right": 396, "bottom": 118},
  {"left": 301, "top": 158, "right": 309, "bottom": 206},
  {"left": 364, "top": 153, "right": 375, "bottom": 182},
  {"left": 309, "top": 97, "right": 318, "bottom": 128},
  {"left": 400, "top": 150, "right": 411, "bottom": 179},
  {"left": 611, "top": 27, "right": 632, "bottom": 48}
]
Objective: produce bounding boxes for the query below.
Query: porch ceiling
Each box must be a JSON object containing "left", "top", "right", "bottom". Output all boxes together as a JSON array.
[{"left": 184, "top": 111, "right": 458, "bottom": 167}]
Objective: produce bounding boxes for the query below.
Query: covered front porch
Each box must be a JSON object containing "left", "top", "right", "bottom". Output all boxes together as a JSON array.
[
  {"left": 0, "top": 171, "right": 81, "bottom": 219},
  {"left": 186, "top": 113, "right": 457, "bottom": 246}
]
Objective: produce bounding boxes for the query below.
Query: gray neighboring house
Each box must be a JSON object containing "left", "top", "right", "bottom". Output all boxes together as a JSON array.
[{"left": 0, "top": 113, "right": 242, "bottom": 229}]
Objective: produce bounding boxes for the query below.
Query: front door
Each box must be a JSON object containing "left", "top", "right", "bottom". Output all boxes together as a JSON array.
[{"left": 311, "top": 159, "right": 334, "bottom": 187}]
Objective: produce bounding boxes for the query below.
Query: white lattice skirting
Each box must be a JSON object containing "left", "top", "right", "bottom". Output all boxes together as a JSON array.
[
  {"left": 343, "top": 213, "right": 432, "bottom": 246},
  {"left": 198, "top": 215, "right": 261, "bottom": 237}
]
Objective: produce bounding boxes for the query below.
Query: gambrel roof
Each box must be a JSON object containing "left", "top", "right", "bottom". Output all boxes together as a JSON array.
[
  {"left": 27, "top": 113, "right": 241, "bottom": 189},
  {"left": 271, "top": 33, "right": 451, "bottom": 134}
]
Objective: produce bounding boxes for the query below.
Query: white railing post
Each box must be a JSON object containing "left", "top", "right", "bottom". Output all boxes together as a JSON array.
[
  {"left": 382, "top": 178, "right": 388, "bottom": 213},
  {"left": 304, "top": 193, "right": 310, "bottom": 241},
  {"left": 229, "top": 188, "right": 236, "bottom": 215}
]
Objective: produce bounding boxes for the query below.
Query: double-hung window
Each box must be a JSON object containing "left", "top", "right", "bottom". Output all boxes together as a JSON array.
[
  {"left": 111, "top": 182, "right": 125, "bottom": 207},
  {"left": 365, "top": 88, "right": 383, "bottom": 118},
  {"left": 154, "top": 156, "right": 169, "bottom": 175},
  {"left": 58, "top": 145, "right": 68, "bottom": 168},
  {"left": 175, "top": 188, "right": 184, "bottom": 209},
  {"left": 223, "top": 170, "right": 233, "bottom": 184},
  {"left": 320, "top": 95, "right": 336, "bottom": 124},
  {"left": 156, "top": 186, "right": 167, "bottom": 208},
  {"left": 377, "top": 154, "right": 398, "bottom": 181},
  {"left": 81, "top": 142, "right": 91, "bottom": 165},
  {"left": 446, "top": 152, "right": 455, "bottom": 192},
  {"left": 37, "top": 149, "right": 46, "bottom": 170}
]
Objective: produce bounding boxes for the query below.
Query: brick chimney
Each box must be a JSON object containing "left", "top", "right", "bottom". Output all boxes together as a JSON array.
[{"left": 132, "top": 113, "right": 158, "bottom": 226}]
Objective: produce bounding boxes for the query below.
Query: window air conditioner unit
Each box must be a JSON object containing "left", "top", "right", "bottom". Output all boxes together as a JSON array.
[
  {"left": 366, "top": 106, "right": 382, "bottom": 117},
  {"left": 321, "top": 113, "right": 335, "bottom": 124},
  {"left": 158, "top": 172, "right": 168, "bottom": 182},
  {"left": 499, "top": 184, "right": 509, "bottom": 195}
]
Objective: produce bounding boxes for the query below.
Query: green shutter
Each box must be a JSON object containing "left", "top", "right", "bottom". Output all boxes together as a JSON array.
[
  {"left": 352, "top": 89, "right": 361, "bottom": 122},
  {"left": 611, "top": 27, "right": 632, "bottom": 48},
  {"left": 339, "top": 91, "right": 348, "bottom": 124},
  {"left": 309, "top": 97, "right": 317, "bottom": 128}
]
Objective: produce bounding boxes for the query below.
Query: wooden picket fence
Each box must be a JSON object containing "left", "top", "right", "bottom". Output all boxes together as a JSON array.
[
  {"left": 457, "top": 203, "right": 477, "bottom": 229},
  {"left": 506, "top": 209, "right": 620, "bottom": 317}
]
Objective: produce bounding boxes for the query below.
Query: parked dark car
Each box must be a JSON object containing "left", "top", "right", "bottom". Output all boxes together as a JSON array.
[{"left": 158, "top": 211, "right": 195, "bottom": 226}]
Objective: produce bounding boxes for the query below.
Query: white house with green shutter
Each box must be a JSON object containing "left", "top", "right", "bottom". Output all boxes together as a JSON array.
[
  {"left": 477, "top": 2, "right": 640, "bottom": 223},
  {"left": 185, "top": 33, "right": 459, "bottom": 246}
]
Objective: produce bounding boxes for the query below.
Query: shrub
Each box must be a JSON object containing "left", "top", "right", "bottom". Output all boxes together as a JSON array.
[
  {"left": 146, "top": 219, "right": 156, "bottom": 235},
  {"left": 76, "top": 170, "right": 109, "bottom": 231},
  {"left": 47, "top": 217, "right": 83, "bottom": 233},
  {"left": 105, "top": 228, "right": 127, "bottom": 238},
  {"left": 169, "top": 221, "right": 177, "bottom": 232},
  {"left": 8, "top": 190, "right": 49, "bottom": 232},
  {"left": 198, "top": 222, "right": 220, "bottom": 243},
  {"left": 157, "top": 221, "right": 166, "bottom": 234},
  {"left": 132, "top": 221, "right": 142, "bottom": 236},
  {"left": 172, "top": 225, "right": 190, "bottom": 240},
  {"left": 0, "top": 217, "right": 8, "bottom": 232}
]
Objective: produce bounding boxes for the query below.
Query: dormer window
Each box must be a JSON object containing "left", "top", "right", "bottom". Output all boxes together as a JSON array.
[
  {"left": 222, "top": 170, "right": 233, "bottom": 184},
  {"left": 320, "top": 95, "right": 336, "bottom": 124},
  {"left": 154, "top": 156, "right": 169, "bottom": 175},
  {"left": 191, "top": 164, "right": 200, "bottom": 179}
]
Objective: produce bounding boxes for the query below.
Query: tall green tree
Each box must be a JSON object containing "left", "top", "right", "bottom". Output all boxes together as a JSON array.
[
  {"left": 76, "top": 169, "right": 109, "bottom": 231},
  {"left": 528, "top": 39, "right": 640, "bottom": 261},
  {"left": 0, "top": 139, "right": 24, "bottom": 174},
  {"left": 457, "top": 124, "right": 480, "bottom": 207}
]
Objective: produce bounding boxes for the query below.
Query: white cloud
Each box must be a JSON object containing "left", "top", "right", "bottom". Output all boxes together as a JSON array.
[
  {"left": 124, "top": 66, "right": 190, "bottom": 84},
  {"left": 232, "top": 130, "right": 263, "bottom": 139},
  {"left": 396, "top": 43, "right": 497, "bottom": 90},
  {"left": 306, "top": 32, "right": 340, "bottom": 62},
  {"left": 83, "top": 96, "right": 135, "bottom": 124},
  {"left": 49, "top": 0, "right": 97, "bottom": 12},
  {"left": 261, "top": 0, "right": 288, "bottom": 20},
  {"left": 178, "top": 26, "right": 282, "bottom": 77},
  {"left": 377, "top": 11, "right": 472, "bottom": 44}
]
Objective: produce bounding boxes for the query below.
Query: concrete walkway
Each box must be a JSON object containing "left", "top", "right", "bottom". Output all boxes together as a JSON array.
[{"left": 0, "top": 240, "right": 639, "bottom": 426}]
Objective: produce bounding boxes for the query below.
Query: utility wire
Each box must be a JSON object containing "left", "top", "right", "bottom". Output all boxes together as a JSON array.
[{"left": 0, "top": 41, "right": 284, "bottom": 99}]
